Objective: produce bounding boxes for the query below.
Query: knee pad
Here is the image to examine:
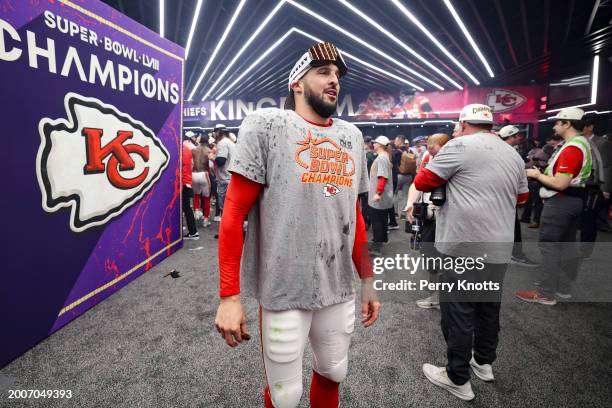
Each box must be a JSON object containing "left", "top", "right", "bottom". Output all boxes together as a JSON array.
[
  {"left": 264, "top": 311, "right": 303, "bottom": 364},
  {"left": 314, "top": 356, "right": 348, "bottom": 384},
  {"left": 269, "top": 374, "right": 303, "bottom": 408}
]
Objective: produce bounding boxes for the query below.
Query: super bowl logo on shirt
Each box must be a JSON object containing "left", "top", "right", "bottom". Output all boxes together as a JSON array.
[
  {"left": 486, "top": 89, "right": 526, "bottom": 113},
  {"left": 36, "top": 92, "right": 170, "bottom": 232},
  {"left": 294, "top": 131, "right": 356, "bottom": 194}
]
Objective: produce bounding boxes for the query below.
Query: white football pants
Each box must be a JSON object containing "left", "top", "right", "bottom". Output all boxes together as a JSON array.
[{"left": 260, "top": 297, "right": 356, "bottom": 408}]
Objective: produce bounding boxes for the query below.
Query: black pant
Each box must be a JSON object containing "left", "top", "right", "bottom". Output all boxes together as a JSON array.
[
  {"left": 210, "top": 174, "right": 219, "bottom": 216},
  {"left": 359, "top": 192, "right": 370, "bottom": 228},
  {"left": 183, "top": 186, "right": 197, "bottom": 235},
  {"left": 539, "top": 194, "right": 583, "bottom": 296},
  {"left": 369, "top": 206, "right": 389, "bottom": 244},
  {"left": 512, "top": 211, "right": 524, "bottom": 257},
  {"left": 580, "top": 188, "right": 605, "bottom": 257},
  {"left": 521, "top": 179, "right": 543, "bottom": 223},
  {"left": 439, "top": 260, "right": 507, "bottom": 385}
]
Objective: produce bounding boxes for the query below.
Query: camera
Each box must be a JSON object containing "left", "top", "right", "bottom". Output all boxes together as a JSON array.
[
  {"left": 430, "top": 184, "right": 446, "bottom": 206},
  {"left": 407, "top": 202, "right": 429, "bottom": 250}
]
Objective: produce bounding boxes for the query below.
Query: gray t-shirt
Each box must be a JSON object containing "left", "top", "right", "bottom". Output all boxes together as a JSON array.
[
  {"left": 215, "top": 137, "right": 234, "bottom": 183},
  {"left": 426, "top": 131, "right": 528, "bottom": 263},
  {"left": 368, "top": 153, "right": 393, "bottom": 209},
  {"left": 228, "top": 108, "right": 369, "bottom": 311}
]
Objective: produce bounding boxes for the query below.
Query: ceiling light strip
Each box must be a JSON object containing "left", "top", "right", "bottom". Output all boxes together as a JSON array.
[
  {"left": 216, "top": 28, "right": 426, "bottom": 100},
  {"left": 199, "top": 0, "right": 287, "bottom": 101},
  {"left": 215, "top": 29, "right": 296, "bottom": 100},
  {"left": 293, "top": 28, "right": 424, "bottom": 91},
  {"left": 338, "top": 0, "right": 465, "bottom": 89},
  {"left": 443, "top": 0, "right": 494, "bottom": 78},
  {"left": 159, "top": 0, "right": 165, "bottom": 38},
  {"left": 388, "top": 0, "right": 477, "bottom": 86},
  {"left": 285, "top": 0, "right": 443, "bottom": 90},
  {"left": 185, "top": 0, "right": 204, "bottom": 59},
  {"left": 591, "top": 55, "right": 599, "bottom": 104},
  {"left": 187, "top": 0, "right": 247, "bottom": 100},
  {"left": 546, "top": 55, "right": 599, "bottom": 113}
]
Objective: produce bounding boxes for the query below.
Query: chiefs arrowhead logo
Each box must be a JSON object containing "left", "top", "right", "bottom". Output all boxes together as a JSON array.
[
  {"left": 36, "top": 92, "right": 170, "bottom": 232},
  {"left": 322, "top": 183, "right": 340, "bottom": 197},
  {"left": 486, "top": 89, "right": 526, "bottom": 113}
]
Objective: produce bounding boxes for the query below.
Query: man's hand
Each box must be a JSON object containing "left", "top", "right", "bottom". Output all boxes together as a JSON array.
[
  {"left": 373, "top": 193, "right": 381, "bottom": 203},
  {"left": 526, "top": 168, "right": 541, "bottom": 179},
  {"left": 360, "top": 277, "right": 381, "bottom": 327},
  {"left": 215, "top": 295, "right": 250, "bottom": 347},
  {"left": 403, "top": 203, "right": 414, "bottom": 223}
]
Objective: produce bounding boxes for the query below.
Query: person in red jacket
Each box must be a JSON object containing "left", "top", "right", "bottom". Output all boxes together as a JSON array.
[{"left": 214, "top": 42, "right": 380, "bottom": 408}]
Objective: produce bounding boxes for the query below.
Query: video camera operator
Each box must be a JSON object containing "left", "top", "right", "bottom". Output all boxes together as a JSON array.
[{"left": 413, "top": 104, "right": 529, "bottom": 401}]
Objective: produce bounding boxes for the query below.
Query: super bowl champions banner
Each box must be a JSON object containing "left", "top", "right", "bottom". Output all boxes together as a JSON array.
[
  {"left": 0, "top": 1, "right": 184, "bottom": 367},
  {"left": 184, "top": 86, "right": 544, "bottom": 127}
]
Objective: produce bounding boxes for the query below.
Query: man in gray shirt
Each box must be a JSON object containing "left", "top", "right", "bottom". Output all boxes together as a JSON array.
[
  {"left": 414, "top": 104, "right": 528, "bottom": 401},
  {"left": 214, "top": 42, "right": 380, "bottom": 408},
  {"left": 368, "top": 136, "right": 394, "bottom": 256},
  {"left": 212, "top": 123, "right": 234, "bottom": 219}
]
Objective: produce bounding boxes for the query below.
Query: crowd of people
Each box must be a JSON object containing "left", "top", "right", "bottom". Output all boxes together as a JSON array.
[
  {"left": 176, "top": 40, "right": 612, "bottom": 406},
  {"left": 181, "top": 124, "right": 236, "bottom": 240}
]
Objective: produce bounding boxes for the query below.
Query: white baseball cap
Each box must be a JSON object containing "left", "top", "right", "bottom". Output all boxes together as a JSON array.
[
  {"left": 459, "top": 103, "right": 494, "bottom": 124},
  {"left": 185, "top": 130, "right": 195, "bottom": 137},
  {"left": 214, "top": 123, "right": 228, "bottom": 132},
  {"left": 498, "top": 125, "right": 520, "bottom": 139},
  {"left": 548, "top": 107, "right": 585, "bottom": 121},
  {"left": 373, "top": 136, "right": 390, "bottom": 146}
]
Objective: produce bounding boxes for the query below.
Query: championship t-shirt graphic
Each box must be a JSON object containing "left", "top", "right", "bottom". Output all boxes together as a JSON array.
[{"left": 294, "top": 130, "right": 356, "bottom": 196}]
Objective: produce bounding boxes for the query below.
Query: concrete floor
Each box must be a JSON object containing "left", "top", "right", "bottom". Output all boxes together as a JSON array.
[{"left": 1, "top": 216, "right": 611, "bottom": 407}]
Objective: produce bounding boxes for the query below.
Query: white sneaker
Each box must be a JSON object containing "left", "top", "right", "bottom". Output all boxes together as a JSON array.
[
  {"left": 416, "top": 292, "right": 440, "bottom": 309},
  {"left": 202, "top": 218, "right": 211, "bottom": 227},
  {"left": 422, "top": 364, "right": 475, "bottom": 401},
  {"left": 194, "top": 210, "right": 203, "bottom": 220},
  {"left": 470, "top": 356, "right": 494, "bottom": 381},
  {"left": 213, "top": 216, "right": 221, "bottom": 222}
]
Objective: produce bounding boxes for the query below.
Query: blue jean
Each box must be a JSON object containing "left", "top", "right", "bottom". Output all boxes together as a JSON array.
[{"left": 217, "top": 181, "right": 229, "bottom": 215}]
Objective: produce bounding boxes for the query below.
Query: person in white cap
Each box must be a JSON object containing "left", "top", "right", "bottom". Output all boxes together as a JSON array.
[
  {"left": 211, "top": 123, "right": 234, "bottom": 221},
  {"left": 368, "top": 135, "right": 394, "bottom": 256},
  {"left": 214, "top": 41, "right": 380, "bottom": 408},
  {"left": 516, "top": 107, "right": 592, "bottom": 304},
  {"left": 497, "top": 125, "right": 521, "bottom": 145},
  {"left": 413, "top": 103, "right": 529, "bottom": 400},
  {"left": 498, "top": 125, "right": 539, "bottom": 268}
]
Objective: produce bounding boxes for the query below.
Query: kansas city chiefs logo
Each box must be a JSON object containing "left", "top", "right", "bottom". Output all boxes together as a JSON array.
[
  {"left": 486, "top": 89, "right": 526, "bottom": 112},
  {"left": 36, "top": 92, "right": 169, "bottom": 232},
  {"left": 322, "top": 183, "right": 340, "bottom": 197}
]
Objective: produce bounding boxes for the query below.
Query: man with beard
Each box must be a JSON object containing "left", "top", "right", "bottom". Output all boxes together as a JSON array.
[{"left": 214, "top": 42, "right": 380, "bottom": 408}]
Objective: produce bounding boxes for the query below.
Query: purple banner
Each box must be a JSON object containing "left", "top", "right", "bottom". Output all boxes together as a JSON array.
[{"left": 0, "top": 0, "right": 184, "bottom": 367}]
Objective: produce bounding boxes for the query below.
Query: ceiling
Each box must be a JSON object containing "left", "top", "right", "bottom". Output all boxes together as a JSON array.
[{"left": 102, "top": 0, "right": 612, "bottom": 101}]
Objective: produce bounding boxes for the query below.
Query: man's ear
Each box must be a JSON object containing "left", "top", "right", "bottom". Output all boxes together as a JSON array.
[{"left": 291, "top": 79, "right": 304, "bottom": 95}]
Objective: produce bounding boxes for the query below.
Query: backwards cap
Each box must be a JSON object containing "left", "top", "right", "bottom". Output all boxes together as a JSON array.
[{"left": 287, "top": 42, "right": 348, "bottom": 90}]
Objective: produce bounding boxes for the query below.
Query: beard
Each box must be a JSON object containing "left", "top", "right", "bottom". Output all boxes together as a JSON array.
[{"left": 304, "top": 83, "right": 337, "bottom": 118}]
